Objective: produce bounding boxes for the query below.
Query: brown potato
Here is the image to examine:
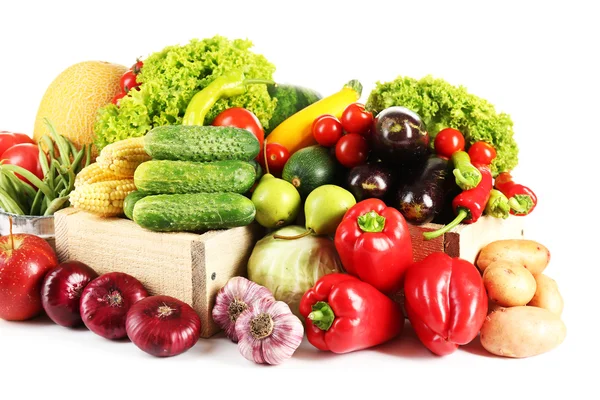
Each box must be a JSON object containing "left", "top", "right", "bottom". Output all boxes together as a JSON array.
[
  {"left": 480, "top": 306, "right": 566, "bottom": 358},
  {"left": 528, "top": 274, "right": 564, "bottom": 316},
  {"left": 476, "top": 239, "right": 551, "bottom": 275},
  {"left": 483, "top": 260, "right": 537, "bottom": 307}
]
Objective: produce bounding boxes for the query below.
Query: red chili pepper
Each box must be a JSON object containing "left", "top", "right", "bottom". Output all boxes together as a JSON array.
[
  {"left": 334, "top": 198, "right": 413, "bottom": 295},
  {"left": 299, "top": 273, "right": 404, "bottom": 354},
  {"left": 423, "top": 163, "right": 493, "bottom": 240},
  {"left": 403, "top": 252, "right": 488, "bottom": 356},
  {"left": 494, "top": 172, "right": 538, "bottom": 216}
]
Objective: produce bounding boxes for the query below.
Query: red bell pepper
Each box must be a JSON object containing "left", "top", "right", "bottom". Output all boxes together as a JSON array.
[
  {"left": 403, "top": 252, "right": 488, "bottom": 356},
  {"left": 334, "top": 198, "right": 413, "bottom": 295},
  {"left": 300, "top": 273, "right": 404, "bottom": 354}
]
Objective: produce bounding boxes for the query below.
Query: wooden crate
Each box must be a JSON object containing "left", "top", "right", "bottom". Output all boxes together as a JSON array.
[
  {"left": 408, "top": 215, "right": 526, "bottom": 264},
  {"left": 54, "top": 208, "right": 263, "bottom": 338}
]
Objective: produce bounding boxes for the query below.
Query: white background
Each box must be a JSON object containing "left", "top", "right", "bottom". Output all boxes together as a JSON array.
[{"left": 0, "top": 0, "right": 597, "bottom": 399}]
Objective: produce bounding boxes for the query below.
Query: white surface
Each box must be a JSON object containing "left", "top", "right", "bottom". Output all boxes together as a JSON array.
[{"left": 0, "top": 0, "right": 597, "bottom": 398}]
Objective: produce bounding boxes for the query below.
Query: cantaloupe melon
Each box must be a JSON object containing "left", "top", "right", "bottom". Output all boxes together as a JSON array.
[{"left": 33, "top": 61, "right": 127, "bottom": 156}]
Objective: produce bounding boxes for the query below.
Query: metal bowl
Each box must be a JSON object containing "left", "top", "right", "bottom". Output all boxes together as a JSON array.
[{"left": 0, "top": 211, "right": 55, "bottom": 239}]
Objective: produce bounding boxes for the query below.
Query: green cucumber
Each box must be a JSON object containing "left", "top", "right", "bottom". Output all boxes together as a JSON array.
[
  {"left": 134, "top": 160, "right": 256, "bottom": 195},
  {"left": 144, "top": 125, "right": 260, "bottom": 162},
  {"left": 266, "top": 84, "right": 322, "bottom": 134},
  {"left": 123, "top": 190, "right": 149, "bottom": 220},
  {"left": 282, "top": 145, "right": 338, "bottom": 197},
  {"left": 133, "top": 192, "right": 256, "bottom": 232}
]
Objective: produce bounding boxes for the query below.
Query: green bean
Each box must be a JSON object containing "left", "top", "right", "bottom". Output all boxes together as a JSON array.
[
  {"left": 1, "top": 164, "right": 55, "bottom": 201},
  {"left": 38, "top": 143, "right": 50, "bottom": 177},
  {"left": 70, "top": 147, "right": 86, "bottom": 174},
  {"left": 44, "top": 196, "right": 69, "bottom": 216},
  {"left": 84, "top": 144, "right": 92, "bottom": 167},
  {"left": 29, "top": 188, "right": 44, "bottom": 216},
  {"left": 44, "top": 118, "right": 71, "bottom": 166},
  {"left": 42, "top": 135, "right": 57, "bottom": 159},
  {"left": 0, "top": 187, "right": 25, "bottom": 215},
  {"left": 0, "top": 169, "right": 29, "bottom": 211}
]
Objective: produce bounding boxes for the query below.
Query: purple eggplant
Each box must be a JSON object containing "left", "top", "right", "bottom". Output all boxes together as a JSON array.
[
  {"left": 346, "top": 163, "right": 394, "bottom": 202},
  {"left": 370, "top": 106, "right": 430, "bottom": 167}
]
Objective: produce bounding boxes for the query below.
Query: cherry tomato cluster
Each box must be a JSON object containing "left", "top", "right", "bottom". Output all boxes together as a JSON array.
[
  {"left": 312, "top": 103, "right": 374, "bottom": 169},
  {"left": 433, "top": 127, "right": 497, "bottom": 166},
  {"left": 112, "top": 59, "right": 144, "bottom": 106},
  {"left": 0, "top": 130, "right": 42, "bottom": 185}
]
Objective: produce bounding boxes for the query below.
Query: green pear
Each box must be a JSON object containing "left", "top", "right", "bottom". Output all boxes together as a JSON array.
[
  {"left": 251, "top": 173, "right": 301, "bottom": 229},
  {"left": 305, "top": 185, "right": 356, "bottom": 235}
]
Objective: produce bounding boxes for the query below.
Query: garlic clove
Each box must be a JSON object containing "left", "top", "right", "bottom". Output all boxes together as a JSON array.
[
  {"left": 235, "top": 298, "right": 304, "bottom": 365},
  {"left": 212, "top": 276, "right": 274, "bottom": 342}
]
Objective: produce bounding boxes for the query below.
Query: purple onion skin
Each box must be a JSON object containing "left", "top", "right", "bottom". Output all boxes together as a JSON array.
[
  {"left": 41, "top": 261, "right": 99, "bottom": 327},
  {"left": 80, "top": 272, "right": 148, "bottom": 340},
  {"left": 126, "top": 295, "right": 201, "bottom": 357}
]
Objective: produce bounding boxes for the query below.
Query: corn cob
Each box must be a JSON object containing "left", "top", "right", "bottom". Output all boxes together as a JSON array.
[
  {"left": 69, "top": 179, "right": 136, "bottom": 217},
  {"left": 96, "top": 137, "right": 151, "bottom": 177},
  {"left": 74, "top": 163, "right": 129, "bottom": 188}
]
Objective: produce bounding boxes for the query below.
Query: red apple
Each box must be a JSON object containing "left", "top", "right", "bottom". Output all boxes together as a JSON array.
[{"left": 0, "top": 234, "right": 59, "bottom": 321}]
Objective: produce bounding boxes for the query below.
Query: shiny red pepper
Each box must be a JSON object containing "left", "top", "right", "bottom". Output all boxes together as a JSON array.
[
  {"left": 423, "top": 163, "right": 493, "bottom": 240},
  {"left": 334, "top": 198, "right": 413, "bottom": 295},
  {"left": 299, "top": 273, "right": 404, "bottom": 354},
  {"left": 403, "top": 252, "right": 488, "bottom": 356},
  {"left": 495, "top": 172, "right": 538, "bottom": 215}
]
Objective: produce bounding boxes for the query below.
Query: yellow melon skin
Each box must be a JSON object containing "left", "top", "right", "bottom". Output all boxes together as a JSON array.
[{"left": 33, "top": 61, "right": 128, "bottom": 155}]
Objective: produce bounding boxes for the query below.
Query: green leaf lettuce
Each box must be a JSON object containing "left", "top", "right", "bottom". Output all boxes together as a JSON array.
[
  {"left": 93, "top": 36, "right": 277, "bottom": 151},
  {"left": 366, "top": 75, "right": 518, "bottom": 174}
]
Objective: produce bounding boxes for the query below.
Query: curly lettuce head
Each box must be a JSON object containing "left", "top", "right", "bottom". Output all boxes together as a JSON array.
[
  {"left": 366, "top": 75, "right": 518, "bottom": 175},
  {"left": 93, "top": 36, "right": 276, "bottom": 150}
]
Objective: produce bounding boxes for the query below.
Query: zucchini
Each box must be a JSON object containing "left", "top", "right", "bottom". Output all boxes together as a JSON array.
[
  {"left": 144, "top": 125, "right": 260, "bottom": 162},
  {"left": 133, "top": 192, "right": 256, "bottom": 232},
  {"left": 266, "top": 84, "right": 322, "bottom": 134},
  {"left": 134, "top": 160, "right": 256, "bottom": 195},
  {"left": 282, "top": 145, "right": 338, "bottom": 197},
  {"left": 123, "top": 190, "right": 149, "bottom": 220}
]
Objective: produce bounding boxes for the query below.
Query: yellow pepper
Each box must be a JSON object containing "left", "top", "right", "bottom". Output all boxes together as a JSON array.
[{"left": 266, "top": 80, "right": 362, "bottom": 154}]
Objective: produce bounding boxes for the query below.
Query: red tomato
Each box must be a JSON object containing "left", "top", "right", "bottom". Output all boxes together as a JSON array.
[
  {"left": 335, "top": 133, "right": 369, "bottom": 168},
  {"left": 312, "top": 114, "right": 343, "bottom": 147},
  {"left": 111, "top": 91, "right": 127, "bottom": 106},
  {"left": 120, "top": 70, "right": 140, "bottom": 93},
  {"left": 340, "top": 103, "right": 374, "bottom": 136},
  {"left": 213, "top": 108, "right": 264, "bottom": 159},
  {"left": 0, "top": 132, "right": 34, "bottom": 157},
  {"left": 1, "top": 143, "right": 44, "bottom": 184},
  {"left": 434, "top": 128, "right": 465, "bottom": 159},
  {"left": 468, "top": 141, "right": 497, "bottom": 166},
  {"left": 131, "top": 59, "right": 144, "bottom": 74},
  {"left": 258, "top": 143, "right": 289, "bottom": 177}
]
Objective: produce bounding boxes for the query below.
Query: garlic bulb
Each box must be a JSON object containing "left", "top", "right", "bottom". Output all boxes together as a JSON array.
[
  {"left": 236, "top": 298, "right": 304, "bottom": 365},
  {"left": 212, "top": 277, "right": 274, "bottom": 342}
]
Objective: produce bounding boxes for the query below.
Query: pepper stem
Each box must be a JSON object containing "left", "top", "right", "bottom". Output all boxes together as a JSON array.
[
  {"left": 508, "top": 195, "right": 534, "bottom": 215},
  {"left": 273, "top": 228, "right": 314, "bottom": 240},
  {"left": 453, "top": 168, "right": 481, "bottom": 190},
  {"left": 357, "top": 210, "right": 386, "bottom": 233},
  {"left": 308, "top": 301, "right": 335, "bottom": 331},
  {"left": 423, "top": 208, "right": 469, "bottom": 240}
]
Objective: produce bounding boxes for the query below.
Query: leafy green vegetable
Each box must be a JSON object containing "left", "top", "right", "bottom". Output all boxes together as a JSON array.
[
  {"left": 247, "top": 225, "right": 343, "bottom": 319},
  {"left": 93, "top": 36, "right": 277, "bottom": 151},
  {"left": 366, "top": 75, "right": 518, "bottom": 174}
]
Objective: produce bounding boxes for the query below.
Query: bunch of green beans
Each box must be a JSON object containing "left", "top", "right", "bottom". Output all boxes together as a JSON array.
[{"left": 0, "top": 119, "right": 91, "bottom": 216}]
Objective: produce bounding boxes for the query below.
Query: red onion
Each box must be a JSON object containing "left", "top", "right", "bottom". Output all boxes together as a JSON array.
[
  {"left": 80, "top": 272, "right": 148, "bottom": 340},
  {"left": 41, "top": 260, "right": 99, "bottom": 327},
  {"left": 126, "top": 295, "right": 201, "bottom": 357},
  {"left": 212, "top": 276, "right": 274, "bottom": 342}
]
